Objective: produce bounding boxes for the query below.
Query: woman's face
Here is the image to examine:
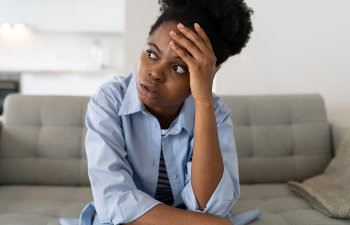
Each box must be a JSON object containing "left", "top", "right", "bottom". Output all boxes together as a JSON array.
[{"left": 136, "top": 22, "right": 191, "bottom": 114}]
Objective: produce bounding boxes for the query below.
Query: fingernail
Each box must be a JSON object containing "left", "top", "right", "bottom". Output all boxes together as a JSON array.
[
  {"left": 195, "top": 23, "right": 200, "bottom": 28},
  {"left": 178, "top": 23, "right": 184, "bottom": 29},
  {"left": 170, "top": 31, "right": 177, "bottom": 36},
  {"left": 169, "top": 41, "right": 175, "bottom": 46}
]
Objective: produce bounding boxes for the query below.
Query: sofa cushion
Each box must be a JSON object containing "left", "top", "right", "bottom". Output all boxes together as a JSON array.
[
  {"left": 222, "top": 94, "right": 332, "bottom": 183},
  {"left": 221, "top": 94, "right": 332, "bottom": 183},
  {"left": 0, "top": 95, "right": 90, "bottom": 185},
  {"left": 231, "top": 184, "right": 350, "bottom": 225},
  {"left": 1, "top": 184, "right": 348, "bottom": 225},
  {"left": 0, "top": 185, "right": 92, "bottom": 225}
]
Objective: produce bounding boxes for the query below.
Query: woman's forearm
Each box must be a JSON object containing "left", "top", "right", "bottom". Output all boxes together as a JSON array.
[
  {"left": 191, "top": 98, "right": 224, "bottom": 211},
  {"left": 124, "top": 204, "right": 231, "bottom": 225}
]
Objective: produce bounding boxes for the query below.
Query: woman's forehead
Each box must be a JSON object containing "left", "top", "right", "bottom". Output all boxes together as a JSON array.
[
  {"left": 147, "top": 22, "right": 186, "bottom": 52},
  {"left": 148, "top": 22, "right": 184, "bottom": 41}
]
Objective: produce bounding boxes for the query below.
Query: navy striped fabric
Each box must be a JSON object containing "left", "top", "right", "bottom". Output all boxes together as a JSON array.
[{"left": 154, "top": 149, "right": 174, "bottom": 205}]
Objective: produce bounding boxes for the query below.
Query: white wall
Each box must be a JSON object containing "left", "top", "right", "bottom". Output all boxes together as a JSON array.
[
  {"left": 216, "top": 0, "right": 350, "bottom": 123},
  {"left": 124, "top": 0, "right": 159, "bottom": 75},
  {"left": 126, "top": 0, "right": 350, "bottom": 123}
]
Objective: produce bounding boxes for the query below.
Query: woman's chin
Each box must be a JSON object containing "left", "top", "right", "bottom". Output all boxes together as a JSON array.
[{"left": 138, "top": 94, "right": 161, "bottom": 108}]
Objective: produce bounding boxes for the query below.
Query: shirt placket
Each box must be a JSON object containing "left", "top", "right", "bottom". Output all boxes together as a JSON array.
[{"left": 162, "top": 132, "right": 185, "bottom": 207}]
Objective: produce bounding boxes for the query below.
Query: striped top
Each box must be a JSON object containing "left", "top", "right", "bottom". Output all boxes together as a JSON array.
[
  {"left": 154, "top": 149, "right": 174, "bottom": 205},
  {"left": 154, "top": 129, "right": 174, "bottom": 205}
]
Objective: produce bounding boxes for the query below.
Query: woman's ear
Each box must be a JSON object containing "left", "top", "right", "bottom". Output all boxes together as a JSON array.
[{"left": 214, "top": 64, "right": 221, "bottom": 74}]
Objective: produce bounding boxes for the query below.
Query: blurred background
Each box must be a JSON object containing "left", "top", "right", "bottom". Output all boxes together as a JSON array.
[{"left": 0, "top": 0, "right": 349, "bottom": 123}]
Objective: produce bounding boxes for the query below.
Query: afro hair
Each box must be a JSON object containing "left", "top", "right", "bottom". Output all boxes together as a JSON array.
[{"left": 149, "top": 0, "right": 254, "bottom": 65}]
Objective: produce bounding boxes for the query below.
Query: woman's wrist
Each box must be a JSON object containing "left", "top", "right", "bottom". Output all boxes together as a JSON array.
[{"left": 193, "top": 95, "right": 214, "bottom": 107}]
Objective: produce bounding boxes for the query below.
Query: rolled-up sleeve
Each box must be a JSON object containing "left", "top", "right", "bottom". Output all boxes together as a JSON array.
[
  {"left": 181, "top": 97, "right": 240, "bottom": 217},
  {"left": 85, "top": 89, "right": 160, "bottom": 224}
]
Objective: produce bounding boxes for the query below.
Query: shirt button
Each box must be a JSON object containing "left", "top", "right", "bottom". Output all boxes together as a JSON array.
[{"left": 171, "top": 173, "right": 177, "bottom": 179}]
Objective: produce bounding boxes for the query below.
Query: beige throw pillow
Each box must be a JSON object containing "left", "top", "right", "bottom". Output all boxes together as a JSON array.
[{"left": 288, "top": 132, "right": 350, "bottom": 219}]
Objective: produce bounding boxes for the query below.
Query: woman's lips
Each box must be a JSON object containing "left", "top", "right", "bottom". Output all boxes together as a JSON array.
[{"left": 139, "top": 81, "right": 160, "bottom": 98}]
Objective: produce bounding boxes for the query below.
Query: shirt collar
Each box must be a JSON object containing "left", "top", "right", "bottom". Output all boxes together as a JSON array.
[
  {"left": 173, "top": 95, "right": 195, "bottom": 134},
  {"left": 118, "top": 72, "right": 145, "bottom": 116},
  {"left": 118, "top": 72, "right": 195, "bottom": 134}
]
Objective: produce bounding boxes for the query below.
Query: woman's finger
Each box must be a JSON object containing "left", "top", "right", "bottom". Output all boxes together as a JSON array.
[
  {"left": 193, "top": 23, "right": 214, "bottom": 54},
  {"left": 176, "top": 23, "right": 211, "bottom": 56},
  {"left": 169, "top": 40, "right": 195, "bottom": 68},
  {"left": 170, "top": 30, "right": 202, "bottom": 60}
]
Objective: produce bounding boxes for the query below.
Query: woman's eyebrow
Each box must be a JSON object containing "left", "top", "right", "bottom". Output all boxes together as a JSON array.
[
  {"left": 148, "top": 42, "right": 161, "bottom": 54},
  {"left": 148, "top": 42, "right": 186, "bottom": 61}
]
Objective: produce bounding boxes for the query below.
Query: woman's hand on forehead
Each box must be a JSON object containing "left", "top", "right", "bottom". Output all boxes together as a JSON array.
[{"left": 169, "top": 23, "right": 220, "bottom": 104}]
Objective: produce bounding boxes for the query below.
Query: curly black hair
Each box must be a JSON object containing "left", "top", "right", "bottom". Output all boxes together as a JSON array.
[{"left": 149, "top": 0, "right": 253, "bottom": 66}]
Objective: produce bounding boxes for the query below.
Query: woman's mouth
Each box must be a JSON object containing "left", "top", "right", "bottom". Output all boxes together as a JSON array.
[{"left": 139, "top": 82, "right": 160, "bottom": 98}]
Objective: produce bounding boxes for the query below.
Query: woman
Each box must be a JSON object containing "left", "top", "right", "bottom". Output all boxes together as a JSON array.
[{"left": 62, "top": 0, "right": 260, "bottom": 225}]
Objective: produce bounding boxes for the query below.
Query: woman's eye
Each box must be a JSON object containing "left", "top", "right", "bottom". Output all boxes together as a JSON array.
[
  {"left": 172, "top": 65, "right": 187, "bottom": 74},
  {"left": 146, "top": 50, "right": 157, "bottom": 61}
]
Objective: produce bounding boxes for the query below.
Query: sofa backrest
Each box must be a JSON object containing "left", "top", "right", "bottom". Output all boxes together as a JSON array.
[
  {"left": 221, "top": 94, "right": 332, "bottom": 184},
  {"left": 0, "top": 93, "right": 333, "bottom": 185},
  {"left": 0, "top": 94, "right": 90, "bottom": 186}
]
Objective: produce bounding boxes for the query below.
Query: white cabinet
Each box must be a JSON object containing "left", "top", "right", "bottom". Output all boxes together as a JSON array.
[
  {"left": 72, "top": 0, "right": 124, "bottom": 33},
  {"left": 0, "top": 0, "right": 25, "bottom": 24},
  {"left": 0, "top": 0, "right": 124, "bottom": 33},
  {"left": 24, "top": 0, "right": 73, "bottom": 31}
]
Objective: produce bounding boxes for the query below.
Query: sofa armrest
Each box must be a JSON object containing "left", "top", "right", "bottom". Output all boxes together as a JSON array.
[{"left": 330, "top": 121, "right": 350, "bottom": 154}]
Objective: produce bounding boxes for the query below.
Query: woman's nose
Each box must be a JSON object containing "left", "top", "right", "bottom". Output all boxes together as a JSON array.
[{"left": 149, "top": 68, "right": 165, "bottom": 82}]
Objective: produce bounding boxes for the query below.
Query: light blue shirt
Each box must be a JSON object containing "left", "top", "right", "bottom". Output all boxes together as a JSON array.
[{"left": 60, "top": 72, "right": 260, "bottom": 225}]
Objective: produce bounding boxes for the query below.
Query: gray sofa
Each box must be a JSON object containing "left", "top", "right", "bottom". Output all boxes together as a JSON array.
[{"left": 0, "top": 93, "right": 349, "bottom": 225}]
